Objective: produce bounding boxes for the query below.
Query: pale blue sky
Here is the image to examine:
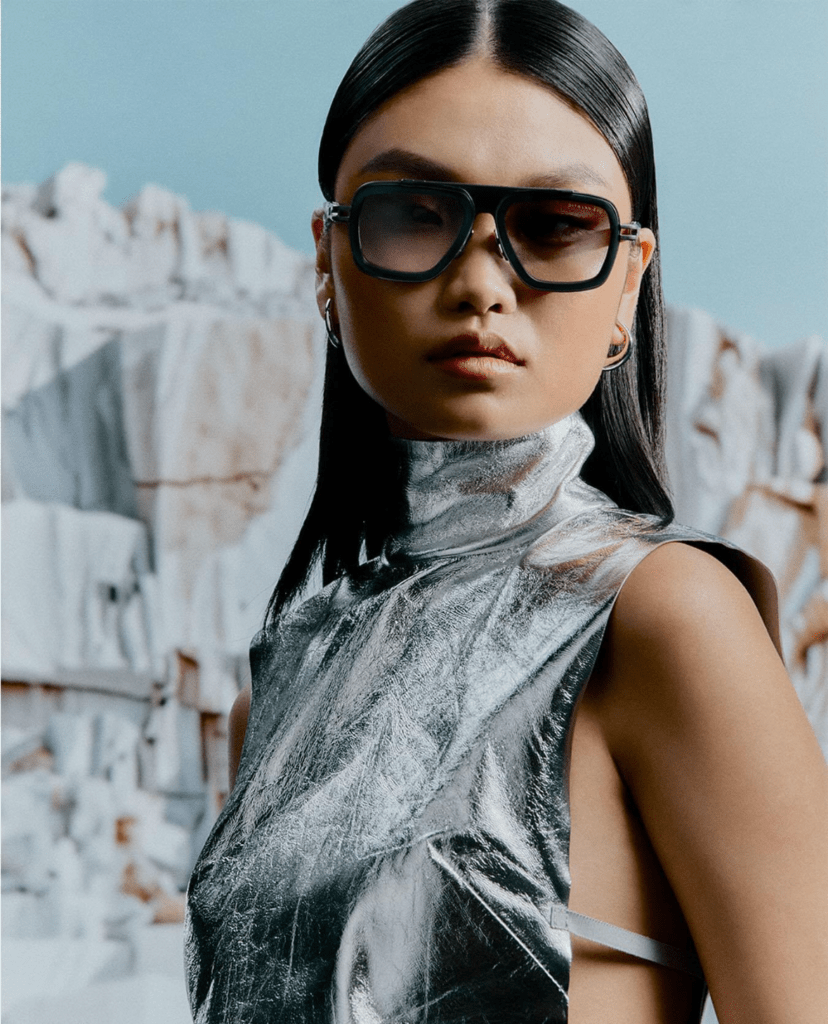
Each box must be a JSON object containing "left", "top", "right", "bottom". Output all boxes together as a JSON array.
[{"left": 3, "top": 0, "right": 826, "bottom": 348}]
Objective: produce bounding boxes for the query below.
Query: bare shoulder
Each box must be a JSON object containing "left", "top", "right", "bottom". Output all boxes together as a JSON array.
[
  {"left": 228, "top": 685, "right": 252, "bottom": 790},
  {"left": 589, "top": 539, "right": 815, "bottom": 792},
  {"left": 592, "top": 541, "right": 784, "bottom": 716},
  {"left": 587, "top": 541, "right": 828, "bottom": 1022},
  {"left": 611, "top": 540, "right": 772, "bottom": 655}
]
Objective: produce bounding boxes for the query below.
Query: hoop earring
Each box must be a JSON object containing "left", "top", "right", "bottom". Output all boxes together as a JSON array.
[
  {"left": 324, "top": 298, "right": 341, "bottom": 349},
  {"left": 603, "top": 321, "right": 632, "bottom": 372}
]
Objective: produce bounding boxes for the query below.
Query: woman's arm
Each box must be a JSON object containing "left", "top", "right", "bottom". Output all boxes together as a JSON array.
[
  {"left": 227, "top": 685, "right": 251, "bottom": 790},
  {"left": 594, "top": 542, "right": 828, "bottom": 1024}
]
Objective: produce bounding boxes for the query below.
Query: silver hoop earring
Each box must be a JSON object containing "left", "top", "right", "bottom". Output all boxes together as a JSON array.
[
  {"left": 324, "top": 298, "right": 341, "bottom": 349},
  {"left": 602, "top": 321, "right": 632, "bottom": 372}
]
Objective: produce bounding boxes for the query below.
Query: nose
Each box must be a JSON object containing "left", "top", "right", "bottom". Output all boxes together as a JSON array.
[{"left": 439, "top": 214, "right": 517, "bottom": 316}]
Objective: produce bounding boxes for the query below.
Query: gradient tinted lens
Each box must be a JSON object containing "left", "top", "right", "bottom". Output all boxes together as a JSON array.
[
  {"left": 503, "top": 197, "right": 612, "bottom": 284},
  {"left": 357, "top": 190, "right": 466, "bottom": 274}
]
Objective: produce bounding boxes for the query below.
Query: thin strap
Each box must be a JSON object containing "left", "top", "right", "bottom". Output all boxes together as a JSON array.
[{"left": 548, "top": 905, "right": 704, "bottom": 980}]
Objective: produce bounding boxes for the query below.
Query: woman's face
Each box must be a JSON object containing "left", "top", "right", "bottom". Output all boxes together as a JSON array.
[{"left": 314, "top": 57, "right": 655, "bottom": 441}]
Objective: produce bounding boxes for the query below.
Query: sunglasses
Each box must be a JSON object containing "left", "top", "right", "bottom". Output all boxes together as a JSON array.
[{"left": 323, "top": 179, "right": 641, "bottom": 292}]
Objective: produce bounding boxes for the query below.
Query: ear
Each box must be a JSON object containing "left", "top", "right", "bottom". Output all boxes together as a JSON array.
[
  {"left": 615, "top": 226, "right": 656, "bottom": 334},
  {"left": 312, "top": 208, "right": 335, "bottom": 319}
]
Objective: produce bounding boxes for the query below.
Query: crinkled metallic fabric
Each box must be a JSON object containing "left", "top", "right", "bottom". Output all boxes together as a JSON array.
[{"left": 185, "top": 413, "right": 768, "bottom": 1024}]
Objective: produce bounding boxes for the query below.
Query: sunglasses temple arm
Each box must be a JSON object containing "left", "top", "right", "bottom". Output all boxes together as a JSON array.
[{"left": 323, "top": 202, "right": 350, "bottom": 229}]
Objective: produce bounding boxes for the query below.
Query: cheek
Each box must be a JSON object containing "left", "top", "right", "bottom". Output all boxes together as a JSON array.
[
  {"left": 332, "top": 250, "right": 381, "bottom": 355},
  {"left": 332, "top": 240, "right": 427, "bottom": 359},
  {"left": 331, "top": 268, "right": 419, "bottom": 403},
  {"left": 533, "top": 287, "right": 621, "bottom": 390}
]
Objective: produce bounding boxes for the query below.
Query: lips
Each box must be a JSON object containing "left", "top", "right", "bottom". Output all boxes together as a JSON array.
[{"left": 425, "top": 331, "right": 524, "bottom": 368}]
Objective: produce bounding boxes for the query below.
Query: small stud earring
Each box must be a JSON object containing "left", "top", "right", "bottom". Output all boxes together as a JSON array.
[
  {"left": 324, "top": 298, "right": 341, "bottom": 349},
  {"left": 602, "top": 321, "right": 632, "bottom": 372}
]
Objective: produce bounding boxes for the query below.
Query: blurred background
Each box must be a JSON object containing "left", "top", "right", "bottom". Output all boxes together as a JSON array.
[{"left": 2, "top": 2, "right": 827, "bottom": 1022}]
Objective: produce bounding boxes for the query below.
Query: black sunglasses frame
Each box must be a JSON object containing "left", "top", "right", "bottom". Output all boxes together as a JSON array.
[{"left": 324, "top": 179, "right": 641, "bottom": 292}]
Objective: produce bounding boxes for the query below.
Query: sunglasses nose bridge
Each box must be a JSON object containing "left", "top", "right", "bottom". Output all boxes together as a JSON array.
[
  {"left": 466, "top": 188, "right": 510, "bottom": 262},
  {"left": 452, "top": 228, "right": 510, "bottom": 267},
  {"left": 454, "top": 206, "right": 510, "bottom": 265}
]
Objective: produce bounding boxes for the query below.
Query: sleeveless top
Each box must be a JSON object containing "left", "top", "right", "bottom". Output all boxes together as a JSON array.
[{"left": 185, "top": 413, "right": 775, "bottom": 1024}]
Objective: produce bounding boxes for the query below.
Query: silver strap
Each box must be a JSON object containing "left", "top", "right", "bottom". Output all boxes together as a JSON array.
[{"left": 548, "top": 905, "right": 704, "bottom": 980}]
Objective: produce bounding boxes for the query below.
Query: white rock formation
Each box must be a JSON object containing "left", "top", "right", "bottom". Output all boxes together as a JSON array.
[
  {"left": 2, "top": 501, "right": 157, "bottom": 683},
  {"left": 666, "top": 307, "right": 828, "bottom": 748},
  {"left": 2, "top": 162, "right": 308, "bottom": 310},
  {"left": 2, "top": 162, "right": 322, "bottom": 710},
  {"left": 2, "top": 164, "right": 323, "bottom": 1020}
]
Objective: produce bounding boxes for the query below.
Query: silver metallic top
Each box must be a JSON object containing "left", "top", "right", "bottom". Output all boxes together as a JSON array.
[{"left": 185, "top": 413, "right": 773, "bottom": 1023}]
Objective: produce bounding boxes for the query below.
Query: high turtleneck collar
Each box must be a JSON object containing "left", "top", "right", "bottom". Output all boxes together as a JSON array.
[{"left": 384, "top": 413, "right": 597, "bottom": 561}]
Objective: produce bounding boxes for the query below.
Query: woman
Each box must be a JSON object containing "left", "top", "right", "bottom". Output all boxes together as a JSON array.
[{"left": 185, "top": 2, "right": 828, "bottom": 1021}]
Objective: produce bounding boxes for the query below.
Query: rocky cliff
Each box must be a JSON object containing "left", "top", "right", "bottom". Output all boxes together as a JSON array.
[{"left": 2, "top": 164, "right": 322, "bottom": 1018}]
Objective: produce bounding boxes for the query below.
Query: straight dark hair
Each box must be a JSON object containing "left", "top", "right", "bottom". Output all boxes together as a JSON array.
[{"left": 266, "top": 0, "right": 673, "bottom": 624}]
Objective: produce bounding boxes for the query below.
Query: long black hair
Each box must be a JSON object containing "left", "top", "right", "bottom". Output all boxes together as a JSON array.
[{"left": 266, "top": 0, "right": 673, "bottom": 623}]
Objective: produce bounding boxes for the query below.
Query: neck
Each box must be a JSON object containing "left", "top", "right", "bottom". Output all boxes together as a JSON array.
[
  {"left": 385, "top": 411, "right": 442, "bottom": 441},
  {"left": 384, "top": 413, "right": 599, "bottom": 561}
]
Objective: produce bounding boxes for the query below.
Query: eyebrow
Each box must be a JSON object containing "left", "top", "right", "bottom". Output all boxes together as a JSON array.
[
  {"left": 525, "top": 166, "right": 613, "bottom": 192},
  {"left": 356, "top": 148, "right": 613, "bottom": 193},
  {"left": 357, "top": 149, "right": 458, "bottom": 180}
]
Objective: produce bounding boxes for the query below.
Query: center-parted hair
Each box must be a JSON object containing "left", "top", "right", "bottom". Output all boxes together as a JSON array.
[{"left": 266, "top": 0, "right": 672, "bottom": 623}]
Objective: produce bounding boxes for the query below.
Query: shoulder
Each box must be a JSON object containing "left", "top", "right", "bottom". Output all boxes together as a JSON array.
[
  {"left": 611, "top": 539, "right": 771, "bottom": 655},
  {"left": 589, "top": 541, "right": 786, "bottom": 734},
  {"left": 229, "top": 684, "right": 251, "bottom": 731},
  {"left": 228, "top": 685, "right": 251, "bottom": 789},
  {"left": 585, "top": 539, "right": 823, "bottom": 848}
]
